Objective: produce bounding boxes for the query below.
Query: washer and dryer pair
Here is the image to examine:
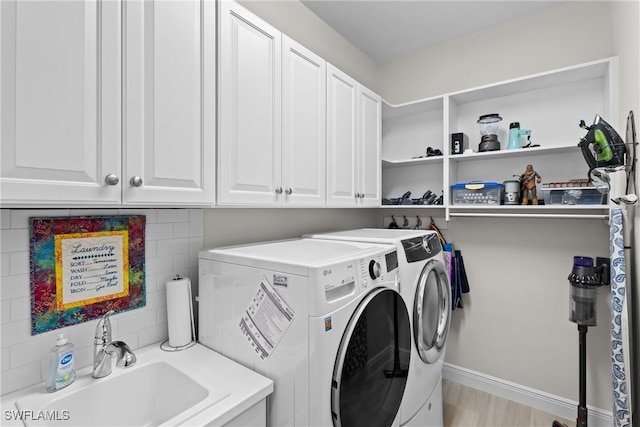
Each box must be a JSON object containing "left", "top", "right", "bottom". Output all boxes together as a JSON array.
[
  {"left": 198, "top": 229, "right": 450, "bottom": 427},
  {"left": 306, "top": 229, "right": 451, "bottom": 427}
]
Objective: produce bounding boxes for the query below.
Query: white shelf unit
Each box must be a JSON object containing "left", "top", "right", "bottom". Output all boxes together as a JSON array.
[
  {"left": 381, "top": 96, "right": 444, "bottom": 206},
  {"left": 381, "top": 57, "right": 617, "bottom": 219}
]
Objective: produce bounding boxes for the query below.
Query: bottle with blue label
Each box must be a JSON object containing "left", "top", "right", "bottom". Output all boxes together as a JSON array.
[{"left": 46, "top": 334, "right": 75, "bottom": 392}]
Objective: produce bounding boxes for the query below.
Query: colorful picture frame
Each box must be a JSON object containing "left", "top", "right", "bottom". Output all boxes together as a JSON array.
[{"left": 29, "top": 215, "right": 146, "bottom": 335}]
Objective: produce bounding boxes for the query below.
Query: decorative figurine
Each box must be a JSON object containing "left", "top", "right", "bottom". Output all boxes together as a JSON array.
[{"left": 520, "top": 164, "right": 542, "bottom": 205}]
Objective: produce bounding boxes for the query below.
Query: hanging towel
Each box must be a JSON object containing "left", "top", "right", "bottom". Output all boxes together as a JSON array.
[{"left": 610, "top": 208, "right": 631, "bottom": 427}]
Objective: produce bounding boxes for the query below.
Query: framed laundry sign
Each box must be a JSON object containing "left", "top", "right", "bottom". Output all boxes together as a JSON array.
[{"left": 30, "top": 215, "right": 146, "bottom": 335}]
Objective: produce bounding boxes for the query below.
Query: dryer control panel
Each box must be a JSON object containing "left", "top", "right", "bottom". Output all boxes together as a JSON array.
[
  {"left": 402, "top": 233, "right": 442, "bottom": 263},
  {"left": 308, "top": 248, "right": 399, "bottom": 316}
]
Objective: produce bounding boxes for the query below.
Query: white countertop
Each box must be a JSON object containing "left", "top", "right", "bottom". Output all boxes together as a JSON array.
[{"left": 1, "top": 343, "right": 273, "bottom": 427}]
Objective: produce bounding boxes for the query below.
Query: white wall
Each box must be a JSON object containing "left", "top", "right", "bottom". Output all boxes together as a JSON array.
[
  {"left": 0, "top": 209, "right": 203, "bottom": 395},
  {"left": 202, "top": 208, "right": 379, "bottom": 248},
  {"left": 444, "top": 217, "right": 611, "bottom": 408},
  {"left": 238, "top": 0, "right": 377, "bottom": 90},
  {"left": 376, "top": 1, "right": 612, "bottom": 104}
]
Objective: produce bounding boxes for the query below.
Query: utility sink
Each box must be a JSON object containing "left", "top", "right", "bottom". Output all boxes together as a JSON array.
[
  {"left": 2, "top": 344, "right": 273, "bottom": 427},
  {"left": 16, "top": 361, "right": 225, "bottom": 426}
]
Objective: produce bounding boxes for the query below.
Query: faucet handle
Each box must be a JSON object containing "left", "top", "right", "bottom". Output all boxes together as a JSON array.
[{"left": 95, "top": 310, "right": 115, "bottom": 343}]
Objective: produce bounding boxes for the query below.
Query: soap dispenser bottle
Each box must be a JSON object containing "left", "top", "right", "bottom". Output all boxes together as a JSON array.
[{"left": 46, "top": 334, "right": 75, "bottom": 392}]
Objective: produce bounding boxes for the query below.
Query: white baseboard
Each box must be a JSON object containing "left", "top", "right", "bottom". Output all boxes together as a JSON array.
[{"left": 443, "top": 363, "right": 613, "bottom": 426}]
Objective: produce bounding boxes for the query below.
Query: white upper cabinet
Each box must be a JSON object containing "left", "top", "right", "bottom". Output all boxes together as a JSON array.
[
  {"left": 326, "top": 64, "right": 381, "bottom": 207},
  {"left": 1, "top": 0, "right": 122, "bottom": 205},
  {"left": 123, "top": 0, "right": 215, "bottom": 206},
  {"left": 0, "top": 0, "right": 215, "bottom": 207},
  {"left": 217, "top": 1, "right": 282, "bottom": 205},
  {"left": 358, "top": 85, "right": 382, "bottom": 206},
  {"left": 218, "top": 1, "right": 326, "bottom": 206},
  {"left": 282, "top": 36, "right": 326, "bottom": 207}
]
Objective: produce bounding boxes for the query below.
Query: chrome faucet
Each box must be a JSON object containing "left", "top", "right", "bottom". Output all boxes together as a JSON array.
[{"left": 93, "top": 310, "right": 137, "bottom": 378}]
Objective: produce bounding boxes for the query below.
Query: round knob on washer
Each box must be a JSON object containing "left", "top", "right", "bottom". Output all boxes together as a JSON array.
[{"left": 368, "top": 260, "right": 381, "bottom": 280}]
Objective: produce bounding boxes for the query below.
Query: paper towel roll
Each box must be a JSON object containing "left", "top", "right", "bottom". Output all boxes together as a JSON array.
[{"left": 166, "top": 277, "right": 193, "bottom": 348}]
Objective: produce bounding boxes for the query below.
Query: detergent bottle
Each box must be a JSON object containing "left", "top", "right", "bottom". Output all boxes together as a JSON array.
[{"left": 507, "top": 122, "right": 531, "bottom": 150}]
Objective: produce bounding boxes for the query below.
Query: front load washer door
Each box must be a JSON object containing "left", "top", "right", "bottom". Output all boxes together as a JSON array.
[
  {"left": 414, "top": 260, "right": 451, "bottom": 364},
  {"left": 331, "top": 288, "right": 411, "bottom": 427}
]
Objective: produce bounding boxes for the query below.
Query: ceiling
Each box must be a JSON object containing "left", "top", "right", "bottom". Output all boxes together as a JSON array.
[{"left": 300, "top": 0, "right": 569, "bottom": 64}]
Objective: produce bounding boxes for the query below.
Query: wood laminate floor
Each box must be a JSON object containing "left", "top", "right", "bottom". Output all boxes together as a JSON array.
[{"left": 443, "top": 380, "right": 576, "bottom": 427}]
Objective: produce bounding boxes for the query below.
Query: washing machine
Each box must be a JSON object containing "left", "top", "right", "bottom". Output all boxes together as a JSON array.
[
  {"left": 198, "top": 238, "right": 412, "bottom": 427},
  {"left": 305, "top": 229, "right": 451, "bottom": 427}
]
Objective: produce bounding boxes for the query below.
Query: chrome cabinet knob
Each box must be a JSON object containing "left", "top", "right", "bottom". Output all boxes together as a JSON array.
[
  {"left": 130, "top": 176, "right": 143, "bottom": 187},
  {"left": 275, "top": 187, "right": 283, "bottom": 195},
  {"left": 104, "top": 174, "right": 119, "bottom": 186},
  {"left": 285, "top": 188, "right": 292, "bottom": 195}
]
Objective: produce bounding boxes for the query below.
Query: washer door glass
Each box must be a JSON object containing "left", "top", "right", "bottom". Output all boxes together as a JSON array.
[
  {"left": 414, "top": 260, "right": 451, "bottom": 364},
  {"left": 331, "top": 288, "right": 411, "bottom": 427}
]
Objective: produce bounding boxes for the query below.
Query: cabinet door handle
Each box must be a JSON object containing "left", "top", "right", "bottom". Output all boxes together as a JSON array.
[
  {"left": 130, "top": 176, "right": 143, "bottom": 187},
  {"left": 354, "top": 193, "right": 359, "bottom": 199},
  {"left": 275, "top": 187, "right": 283, "bottom": 195},
  {"left": 104, "top": 174, "right": 120, "bottom": 186},
  {"left": 285, "top": 188, "right": 292, "bottom": 195}
]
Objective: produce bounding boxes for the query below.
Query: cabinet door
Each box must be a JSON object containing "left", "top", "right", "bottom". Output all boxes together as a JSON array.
[
  {"left": 218, "top": 1, "right": 282, "bottom": 205},
  {"left": 282, "top": 36, "right": 326, "bottom": 207},
  {"left": 326, "top": 64, "right": 358, "bottom": 206},
  {"left": 123, "top": 0, "right": 215, "bottom": 206},
  {"left": 0, "top": 0, "right": 121, "bottom": 205},
  {"left": 358, "top": 86, "right": 381, "bottom": 207}
]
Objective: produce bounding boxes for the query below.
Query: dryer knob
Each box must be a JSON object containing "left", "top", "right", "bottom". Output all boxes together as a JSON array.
[{"left": 368, "top": 260, "right": 381, "bottom": 280}]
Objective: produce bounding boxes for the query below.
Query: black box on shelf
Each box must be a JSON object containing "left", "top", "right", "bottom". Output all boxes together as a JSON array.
[{"left": 451, "top": 133, "right": 468, "bottom": 155}]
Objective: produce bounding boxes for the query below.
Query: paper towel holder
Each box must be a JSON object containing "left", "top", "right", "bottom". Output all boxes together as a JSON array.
[{"left": 160, "top": 274, "right": 197, "bottom": 352}]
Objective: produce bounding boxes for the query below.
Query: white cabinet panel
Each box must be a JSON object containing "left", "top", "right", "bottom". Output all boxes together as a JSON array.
[
  {"left": 326, "top": 65, "right": 358, "bottom": 206},
  {"left": 123, "top": 0, "right": 215, "bottom": 205},
  {"left": 282, "top": 36, "right": 326, "bottom": 207},
  {"left": 359, "top": 86, "right": 382, "bottom": 206},
  {"left": 326, "top": 64, "right": 381, "bottom": 207},
  {"left": 1, "top": 0, "right": 121, "bottom": 205},
  {"left": 218, "top": 1, "right": 282, "bottom": 205}
]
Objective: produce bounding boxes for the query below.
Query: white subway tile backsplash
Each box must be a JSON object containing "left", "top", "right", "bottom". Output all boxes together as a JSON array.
[
  {"left": 174, "top": 221, "right": 190, "bottom": 238},
  {"left": 9, "top": 251, "right": 29, "bottom": 275},
  {"left": 157, "top": 238, "right": 189, "bottom": 256},
  {"left": 146, "top": 255, "right": 175, "bottom": 276},
  {"left": 1, "top": 346, "right": 10, "bottom": 371},
  {"left": 1, "top": 210, "right": 10, "bottom": 229},
  {"left": 157, "top": 209, "right": 189, "bottom": 223},
  {"left": 1, "top": 319, "right": 31, "bottom": 348},
  {"left": 174, "top": 253, "right": 190, "bottom": 271},
  {"left": 1, "top": 300, "right": 10, "bottom": 324},
  {"left": 9, "top": 297, "right": 29, "bottom": 322},
  {"left": 0, "top": 208, "right": 204, "bottom": 395},
  {"left": 1, "top": 253, "right": 10, "bottom": 276},
  {"left": 189, "top": 210, "right": 203, "bottom": 236},
  {"left": 1, "top": 361, "right": 42, "bottom": 393},
  {"left": 10, "top": 336, "right": 51, "bottom": 368},
  {"left": 0, "top": 274, "right": 30, "bottom": 299},
  {"left": 0, "top": 229, "right": 29, "bottom": 253},
  {"left": 146, "top": 223, "right": 174, "bottom": 240}
]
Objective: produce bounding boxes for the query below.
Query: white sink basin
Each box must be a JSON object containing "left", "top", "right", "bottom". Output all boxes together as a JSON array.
[
  {"left": 16, "top": 361, "right": 226, "bottom": 426},
  {"left": 2, "top": 343, "right": 273, "bottom": 427}
]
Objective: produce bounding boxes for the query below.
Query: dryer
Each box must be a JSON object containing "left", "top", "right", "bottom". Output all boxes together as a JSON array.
[
  {"left": 305, "top": 229, "right": 451, "bottom": 427},
  {"left": 198, "top": 238, "right": 411, "bottom": 426}
]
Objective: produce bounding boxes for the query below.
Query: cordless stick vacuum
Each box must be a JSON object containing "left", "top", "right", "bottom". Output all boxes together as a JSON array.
[{"left": 553, "top": 257, "right": 609, "bottom": 427}]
